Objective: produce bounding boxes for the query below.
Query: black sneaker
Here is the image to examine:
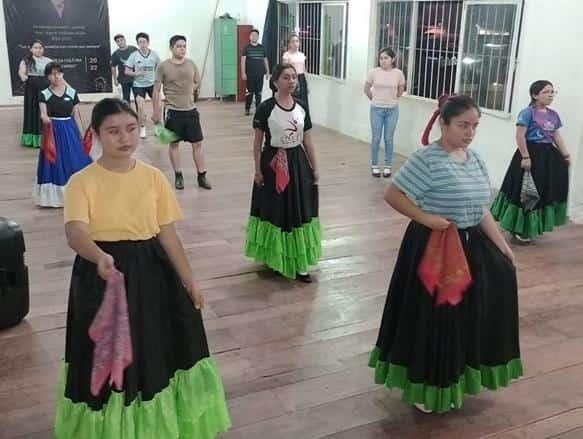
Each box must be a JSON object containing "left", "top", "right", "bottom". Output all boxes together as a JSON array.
[
  {"left": 245, "top": 109, "right": 251, "bottom": 116},
  {"left": 197, "top": 172, "right": 212, "bottom": 190},
  {"left": 175, "top": 173, "right": 184, "bottom": 190},
  {"left": 297, "top": 273, "right": 312, "bottom": 283}
]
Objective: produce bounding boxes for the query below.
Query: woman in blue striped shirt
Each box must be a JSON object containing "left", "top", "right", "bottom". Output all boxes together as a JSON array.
[{"left": 368, "top": 96, "right": 522, "bottom": 414}]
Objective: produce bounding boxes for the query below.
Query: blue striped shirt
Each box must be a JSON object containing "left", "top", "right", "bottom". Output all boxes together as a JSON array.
[{"left": 393, "top": 143, "right": 491, "bottom": 228}]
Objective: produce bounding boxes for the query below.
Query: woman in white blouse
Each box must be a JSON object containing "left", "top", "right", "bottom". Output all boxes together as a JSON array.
[{"left": 282, "top": 34, "right": 309, "bottom": 111}]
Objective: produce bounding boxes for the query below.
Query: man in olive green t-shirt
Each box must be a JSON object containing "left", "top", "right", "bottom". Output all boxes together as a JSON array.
[{"left": 152, "top": 35, "right": 211, "bottom": 190}]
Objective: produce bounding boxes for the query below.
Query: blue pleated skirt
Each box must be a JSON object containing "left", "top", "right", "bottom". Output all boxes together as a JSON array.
[{"left": 35, "top": 118, "right": 92, "bottom": 207}]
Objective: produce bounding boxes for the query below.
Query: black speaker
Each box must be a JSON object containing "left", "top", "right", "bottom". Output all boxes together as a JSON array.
[{"left": 0, "top": 217, "right": 29, "bottom": 330}]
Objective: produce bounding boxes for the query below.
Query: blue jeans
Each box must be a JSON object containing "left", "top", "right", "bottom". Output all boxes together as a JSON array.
[{"left": 370, "top": 105, "right": 399, "bottom": 167}]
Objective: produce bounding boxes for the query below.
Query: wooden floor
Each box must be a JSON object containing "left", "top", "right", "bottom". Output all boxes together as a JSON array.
[{"left": 1, "top": 101, "right": 583, "bottom": 439}]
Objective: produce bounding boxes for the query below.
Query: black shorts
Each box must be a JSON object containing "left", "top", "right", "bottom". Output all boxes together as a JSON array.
[
  {"left": 133, "top": 86, "right": 154, "bottom": 99},
  {"left": 165, "top": 108, "right": 204, "bottom": 143}
]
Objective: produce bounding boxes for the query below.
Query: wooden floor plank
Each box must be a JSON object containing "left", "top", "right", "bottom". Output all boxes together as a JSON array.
[{"left": 1, "top": 102, "right": 582, "bottom": 438}]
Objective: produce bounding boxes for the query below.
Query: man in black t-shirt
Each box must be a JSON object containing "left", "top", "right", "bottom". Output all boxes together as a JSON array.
[
  {"left": 240, "top": 29, "right": 270, "bottom": 115},
  {"left": 111, "top": 34, "right": 138, "bottom": 103}
]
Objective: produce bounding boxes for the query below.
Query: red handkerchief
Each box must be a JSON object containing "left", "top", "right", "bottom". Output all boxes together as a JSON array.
[
  {"left": 41, "top": 122, "right": 57, "bottom": 164},
  {"left": 270, "top": 148, "right": 290, "bottom": 194},
  {"left": 418, "top": 224, "right": 473, "bottom": 306}
]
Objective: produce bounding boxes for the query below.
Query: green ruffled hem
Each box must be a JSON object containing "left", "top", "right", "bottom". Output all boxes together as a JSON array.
[
  {"left": 20, "top": 133, "right": 41, "bottom": 148},
  {"left": 245, "top": 216, "right": 322, "bottom": 279},
  {"left": 54, "top": 357, "right": 231, "bottom": 439},
  {"left": 368, "top": 347, "right": 523, "bottom": 413},
  {"left": 491, "top": 192, "right": 568, "bottom": 238}
]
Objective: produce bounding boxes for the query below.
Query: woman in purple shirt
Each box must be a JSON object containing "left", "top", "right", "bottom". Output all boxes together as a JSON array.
[{"left": 491, "top": 80, "right": 570, "bottom": 242}]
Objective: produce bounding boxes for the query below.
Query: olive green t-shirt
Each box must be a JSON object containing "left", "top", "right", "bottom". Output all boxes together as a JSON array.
[{"left": 155, "top": 58, "right": 200, "bottom": 111}]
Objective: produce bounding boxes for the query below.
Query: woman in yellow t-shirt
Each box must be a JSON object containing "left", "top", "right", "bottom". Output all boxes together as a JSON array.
[{"left": 54, "top": 98, "right": 231, "bottom": 438}]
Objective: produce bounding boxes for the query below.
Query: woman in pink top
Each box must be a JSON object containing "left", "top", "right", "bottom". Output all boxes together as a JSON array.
[
  {"left": 282, "top": 34, "right": 309, "bottom": 111},
  {"left": 364, "top": 48, "right": 406, "bottom": 177}
]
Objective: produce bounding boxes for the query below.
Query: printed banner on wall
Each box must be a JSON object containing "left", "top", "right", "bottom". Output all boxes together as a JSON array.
[{"left": 3, "top": 0, "right": 112, "bottom": 95}]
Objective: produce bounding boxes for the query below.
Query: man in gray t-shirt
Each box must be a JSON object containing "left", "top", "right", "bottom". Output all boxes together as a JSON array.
[{"left": 125, "top": 32, "right": 160, "bottom": 138}]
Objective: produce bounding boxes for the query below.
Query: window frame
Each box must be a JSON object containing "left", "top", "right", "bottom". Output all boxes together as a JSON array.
[
  {"left": 277, "top": 1, "right": 350, "bottom": 81},
  {"left": 375, "top": 0, "right": 523, "bottom": 114}
]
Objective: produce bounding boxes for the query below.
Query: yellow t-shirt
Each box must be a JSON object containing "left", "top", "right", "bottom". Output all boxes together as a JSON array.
[{"left": 64, "top": 160, "right": 183, "bottom": 241}]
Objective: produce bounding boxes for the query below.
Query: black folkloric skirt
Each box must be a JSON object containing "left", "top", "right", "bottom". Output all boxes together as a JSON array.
[
  {"left": 55, "top": 238, "right": 231, "bottom": 438},
  {"left": 22, "top": 76, "right": 49, "bottom": 148},
  {"left": 245, "top": 145, "right": 322, "bottom": 279},
  {"left": 369, "top": 222, "right": 522, "bottom": 413},
  {"left": 491, "top": 142, "right": 569, "bottom": 238}
]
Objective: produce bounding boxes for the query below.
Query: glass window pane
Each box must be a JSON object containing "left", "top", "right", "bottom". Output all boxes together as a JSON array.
[
  {"left": 322, "top": 4, "right": 346, "bottom": 78},
  {"left": 377, "top": 2, "right": 413, "bottom": 80},
  {"left": 412, "top": 1, "right": 462, "bottom": 99},
  {"left": 459, "top": 4, "right": 517, "bottom": 111},
  {"left": 278, "top": 3, "right": 297, "bottom": 61},
  {"left": 299, "top": 3, "right": 322, "bottom": 75}
]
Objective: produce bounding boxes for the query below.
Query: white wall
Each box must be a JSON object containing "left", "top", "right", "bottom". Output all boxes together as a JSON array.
[
  {"left": 0, "top": 0, "right": 254, "bottom": 104},
  {"left": 304, "top": 0, "right": 583, "bottom": 220}
]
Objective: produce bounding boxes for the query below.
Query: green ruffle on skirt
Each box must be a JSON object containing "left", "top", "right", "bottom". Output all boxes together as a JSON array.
[
  {"left": 368, "top": 347, "right": 523, "bottom": 413},
  {"left": 54, "top": 357, "right": 231, "bottom": 439},
  {"left": 491, "top": 192, "right": 568, "bottom": 239},
  {"left": 245, "top": 216, "right": 322, "bottom": 279},
  {"left": 21, "top": 133, "right": 42, "bottom": 148}
]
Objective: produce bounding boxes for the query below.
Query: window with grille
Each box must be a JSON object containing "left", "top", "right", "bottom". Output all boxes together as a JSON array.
[
  {"left": 278, "top": 2, "right": 297, "bottom": 63},
  {"left": 376, "top": 0, "right": 522, "bottom": 112},
  {"left": 299, "top": 3, "right": 322, "bottom": 74},
  {"left": 277, "top": 1, "right": 348, "bottom": 79}
]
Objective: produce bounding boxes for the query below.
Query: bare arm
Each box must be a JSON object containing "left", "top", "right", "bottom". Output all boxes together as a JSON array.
[
  {"left": 72, "top": 104, "right": 83, "bottom": 136},
  {"left": 66, "top": 221, "right": 108, "bottom": 264},
  {"left": 241, "top": 56, "right": 247, "bottom": 79},
  {"left": 253, "top": 128, "right": 264, "bottom": 175},
  {"left": 152, "top": 82, "right": 163, "bottom": 122},
  {"left": 111, "top": 66, "right": 118, "bottom": 85},
  {"left": 158, "top": 223, "right": 203, "bottom": 309},
  {"left": 480, "top": 210, "right": 514, "bottom": 265},
  {"left": 18, "top": 61, "right": 28, "bottom": 82},
  {"left": 39, "top": 102, "right": 50, "bottom": 125},
  {"left": 385, "top": 184, "right": 450, "bottom": 230},
  {"left": 66, "top": 221, "right": 115, "bottom": 279},
  {"left": 554, "top": 129, "right": 569, "bottom": 157},
  {"left": 363, "top": 80, "right": 373, "bottom": 100},
  {"left": 193, "top": 63, "right": 201, "bottom": 92},
  {"left": 125, "top": 66, "right": 141, "bottom": 78},
  {"left": 303, "top": 131, "right": 319, "bottom": 181},
  {"left": 397, "top": 83, "right": 405, "bottom": 97},
  {"left": 264, "top": 57, "right": 270, "bottom": 76},
  {"left": 515, "top": 126, "right": 529, "bottom": 157}
]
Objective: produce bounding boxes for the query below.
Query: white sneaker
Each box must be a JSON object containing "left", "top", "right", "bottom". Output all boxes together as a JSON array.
[
  {"left": 513, "top": 234, "right": 532, "bottom": 244},
  {"left": 383, "top": 167, "right": 392, "bottom": 178},
  {"left": 371, "top": 166, "right": 381, "bottom": 177},
  {"left": 140, "top": 126, "right": 147, "bottom": 139},
  {"left": 414, "top": 403, "right": 433, "bottom": 414}
]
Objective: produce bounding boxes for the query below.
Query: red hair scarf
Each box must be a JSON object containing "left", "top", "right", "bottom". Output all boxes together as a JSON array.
[{"left": 421, "top": 94, "right": 452, "bottom": 146}]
